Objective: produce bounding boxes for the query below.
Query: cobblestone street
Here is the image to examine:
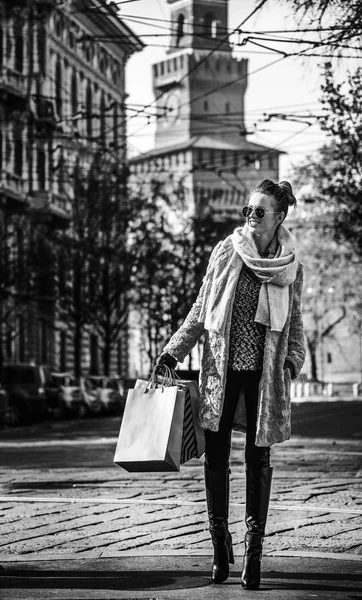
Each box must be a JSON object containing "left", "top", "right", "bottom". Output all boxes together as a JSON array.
[{"left": 0, "top": 409, "right": 361, "bottom": 561}]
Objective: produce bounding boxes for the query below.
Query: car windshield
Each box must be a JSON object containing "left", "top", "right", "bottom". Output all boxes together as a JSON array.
[{"left": 1, "top": 367, "right": 36, "bottom": 384}]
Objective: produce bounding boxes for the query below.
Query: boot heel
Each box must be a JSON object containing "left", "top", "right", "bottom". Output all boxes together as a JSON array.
[{"left": 227, "top": 532, "right": 235, "bottom": 564}]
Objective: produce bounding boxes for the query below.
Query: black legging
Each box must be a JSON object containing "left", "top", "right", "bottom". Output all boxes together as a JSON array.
[{"left": 204, "top": 368, "right": 270, "bottom": 471}]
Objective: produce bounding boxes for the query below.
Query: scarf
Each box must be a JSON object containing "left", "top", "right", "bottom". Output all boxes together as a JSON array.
[{"left": 199, "top": 224, "right": 298, "bottom": 334}]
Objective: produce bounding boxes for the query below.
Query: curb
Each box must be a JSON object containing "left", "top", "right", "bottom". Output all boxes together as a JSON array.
[{"left": 1, "top": 550, "right": 361, "bottom": 562}]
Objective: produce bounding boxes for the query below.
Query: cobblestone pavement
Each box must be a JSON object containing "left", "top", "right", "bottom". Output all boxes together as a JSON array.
[{"left": 0, "top": 430, "right": 361, "bottom": 560}]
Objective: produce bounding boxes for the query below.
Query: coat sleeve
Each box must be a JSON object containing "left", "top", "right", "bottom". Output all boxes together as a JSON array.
[
  {"left": 162, "top": 242, "right": 222, "bottom": 363},
  {"left": 286, "top": 262, "right": 306, "bottom": 380}
]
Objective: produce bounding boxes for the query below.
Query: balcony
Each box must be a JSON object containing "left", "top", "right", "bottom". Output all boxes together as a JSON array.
[
  {"left": 29, "top": 190, "right": 72, "bottom": 228},
  {"left": 0, "top": 67, "right": 27, "bottom": 103},
  {"left": 0, "top": 170, "right": 28, "bottom": 211}
]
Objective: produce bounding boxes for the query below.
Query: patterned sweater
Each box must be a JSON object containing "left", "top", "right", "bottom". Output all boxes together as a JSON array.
[{"left": 228, "top": 237, "right": 278, "bottom": 371}]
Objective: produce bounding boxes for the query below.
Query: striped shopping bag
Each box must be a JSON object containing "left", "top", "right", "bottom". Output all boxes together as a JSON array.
[{"left": 181, "top": 387, "right": 198, "bottom": 464}]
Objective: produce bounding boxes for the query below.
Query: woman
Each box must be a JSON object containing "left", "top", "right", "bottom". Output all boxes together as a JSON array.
[{"left": 156, "top": 179, "right": 306, "bottom": 590}]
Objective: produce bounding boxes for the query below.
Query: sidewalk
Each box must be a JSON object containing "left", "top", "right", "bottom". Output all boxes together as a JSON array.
[{"left": 1, "top": 553, "right": 361, "bottom": 599}]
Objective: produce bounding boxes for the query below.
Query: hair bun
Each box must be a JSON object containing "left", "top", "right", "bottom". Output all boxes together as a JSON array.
[{"left": 278, "top": 181, "right": 297, "bottom": 207}]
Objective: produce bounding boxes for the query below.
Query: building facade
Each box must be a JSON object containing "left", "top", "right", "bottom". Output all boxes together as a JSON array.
[{"left": 0, "top": 0, "right": 143, "bottom": 375}]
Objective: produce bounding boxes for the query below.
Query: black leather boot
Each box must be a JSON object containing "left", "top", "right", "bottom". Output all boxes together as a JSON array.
[
  {"left": 204, "top": 464, "right": 235, "bottom": 584},
  {"left": 241, "top": 466, "right": 273, "bottom": 590}
]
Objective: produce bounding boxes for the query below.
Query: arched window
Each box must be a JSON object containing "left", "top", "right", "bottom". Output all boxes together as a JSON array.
[
  {"left": 55, "top": 58, "right": 62, "bottom": 118},
  {"left": 176, "top": 13, "right": 185, "bottom": 46},
  {"left": 204, "top": 12, "right": 217, "bottom": 38}
]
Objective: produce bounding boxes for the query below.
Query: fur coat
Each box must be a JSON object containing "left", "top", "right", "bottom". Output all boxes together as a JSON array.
[{"left": 163, "top": 233, "right": 306, "bottom": 447}]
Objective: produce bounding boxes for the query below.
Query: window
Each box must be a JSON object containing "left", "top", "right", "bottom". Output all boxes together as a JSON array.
[
  {"left": 221, "top": 150, "right": 226, "bottom": 166},
  {"left": 86, "top": 82, "right": 92, "bottom": 138},
  {"left": 203, "top": 100, "right": 209, "bottom": 111},
  {"left": 113, "top": 104, "right": 118, "bottom": 149},
  {"left": 176, "top": 13, "right": 185, "bottom": 46},
  {"left": 37, "top": 145, "right": 46, "bottom": 189},
  {"left": 154, "top": 64, "right": 158, "bottom": 77},
  {"left": 16, "top": 315, "right": 25, "bottom": 363},
  {"left": 14, "top": 135, "right": 22, "bottom": 177},
  {"left": 173, "top": 57, "right": 178, "bottom": 70},
  {"left": 204, "top": 12, "right": 216, "bottom": 37},
  {"left": 71, "top": 70, "right": 77, "bottom": 116},
  {"left": 180, "top": 54, "right": 184, "bottom": 68},
  {"left": 225, "top": 102, "right": 230, "bottom": 113},
  {"left": 37, "top": 23, "right": 46, "bottom": 76},
  {"left": 39, "top": 320, "right": 48, "bottom": 364},
  {"left": 268, "top": 154, "right": 275, "bottom": 169},
  {"left": 100, "top": 92, "right": 106, "bottom": 146},
  {"left": 255, "top": 158, "right": 261, "bottom": 171},
  {"left": 209, "top": 149, "right": 214, "bottom": 165},
  {"left": 327, "top": 352, "right": 332, "bottom": 364},
  {"left": 160, "top": 61, "right": 164, "bottom": 75},
  {"left": 55, "top": 58, "right": 62, "bottom": 118},
  {"left": 90, "top": 334, "right": 99, "bottom": 375},
  {"left": 14, "top": 19, "right": 23, "bottom": 73},
  {"left": 60, "top": 331, "right": 67, "bottom": 372}
]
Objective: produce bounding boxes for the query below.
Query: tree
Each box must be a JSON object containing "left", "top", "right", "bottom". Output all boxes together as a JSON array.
[
  {"left": 284, "top": 0, "right": 362, "bottom": 52},
  {"left": 129, "top": 172, "right": 237, "bottom": 370},
  {"left": 51, "top": 159, "right": 98, "bottom": 378},
  {"left": 290, "top": 188, "right": 362, "bottom": 381},
  {"left": 85, "top": 153, "right": 134, "bottom": 376}
]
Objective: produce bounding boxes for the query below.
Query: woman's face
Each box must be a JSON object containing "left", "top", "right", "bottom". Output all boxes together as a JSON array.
[{"left": 245, "top": 192, "right": 284, "bottom": 237}]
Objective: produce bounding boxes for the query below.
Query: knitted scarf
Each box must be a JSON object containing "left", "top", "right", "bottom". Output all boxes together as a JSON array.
[
  {"left": 199, "top": 224, "right": 298, "bottom": 334},
  {"left": 232, "top": 224, "right": 298, "bottom": 331}
]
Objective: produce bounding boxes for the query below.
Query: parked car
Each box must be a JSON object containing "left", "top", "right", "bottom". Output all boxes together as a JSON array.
[
  {"left": 85, "top": 376, "right": 125, "bottom": 414},
  {"left": 47, "top": 373, "right": 84, "bottom": 418},
  {"left": 0, "top": 384, "right": 14, "bottom": 426},
  {"left": 0, "top": 363, "right": 51, "bottom": 423},
  {"left": 79, "top": 377, "right": 103, "bottom": 416}
]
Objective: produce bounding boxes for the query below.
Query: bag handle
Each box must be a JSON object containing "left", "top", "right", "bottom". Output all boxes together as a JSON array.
[{"left": 145, "top": 364, "right": 179, "bottom": 393}]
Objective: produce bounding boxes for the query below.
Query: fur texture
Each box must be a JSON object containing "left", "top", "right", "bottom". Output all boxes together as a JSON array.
[{"left": 163, "top": 234, "right": 306, "bottom": 447}]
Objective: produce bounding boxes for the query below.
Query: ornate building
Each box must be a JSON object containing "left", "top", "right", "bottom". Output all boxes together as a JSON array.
[
  {"left": 130, "top": 0, "right": 281, "bottom": 218},
  {"left": 0, "top": 0, "right": 143, "bottom": 374}
]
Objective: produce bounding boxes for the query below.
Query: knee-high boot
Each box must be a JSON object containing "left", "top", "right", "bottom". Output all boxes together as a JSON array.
[
  {"left": 204, "top": 464, "right": 235, "bottom": 584},
  {"left": 241, "top": 466, "right": 273, "bottom": 590}
]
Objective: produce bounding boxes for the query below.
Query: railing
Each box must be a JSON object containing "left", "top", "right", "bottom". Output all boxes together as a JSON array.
[
  {"left": 31, "top": 190, "right": 71, "bottom": 222},
  {"left": 291, "top": 381, "right": 362, "bottom": 399},
  {"left": 0, "top": 67, "right": 27, "bottom": 97},
  {"left": 0, "top": 170, "right": 27, "bottom": 198}
]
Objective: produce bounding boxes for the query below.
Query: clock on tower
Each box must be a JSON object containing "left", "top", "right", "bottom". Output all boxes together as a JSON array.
[{"left": 153, "top": 0, "right": 248, "bottom": 148}]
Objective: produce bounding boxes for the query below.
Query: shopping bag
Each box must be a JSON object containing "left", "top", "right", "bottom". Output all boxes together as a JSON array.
[
  {"left": 178, "top": 379, "right": 205, "bottom": 458},
  {"left": 113, "top": 382, "right": 186, "bottom": 472}
]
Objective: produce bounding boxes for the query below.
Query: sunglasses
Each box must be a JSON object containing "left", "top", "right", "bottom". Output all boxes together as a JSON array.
[{"left": 242, "top": 206, "right": 275, "bottom": 219}]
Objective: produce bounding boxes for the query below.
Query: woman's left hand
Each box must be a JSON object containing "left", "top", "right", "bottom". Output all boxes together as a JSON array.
[{"left": 284, "top": 359, "right": 295, "bottom": 378}]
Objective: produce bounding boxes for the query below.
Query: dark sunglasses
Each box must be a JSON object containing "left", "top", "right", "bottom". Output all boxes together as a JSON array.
[{"left": 242, "top": 206, "right": 275, "bottom": 219}]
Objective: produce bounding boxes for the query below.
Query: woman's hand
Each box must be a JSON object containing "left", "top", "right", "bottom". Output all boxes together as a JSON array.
[
  {"left": 284, "top": 359, "right": 295, "bottom": 379},
  {"left": 155, "top": 352, "right": 178, "bottom": 373}
]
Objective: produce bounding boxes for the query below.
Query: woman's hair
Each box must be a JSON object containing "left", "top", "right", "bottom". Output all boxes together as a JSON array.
[{"left": 251, "top": 178, "right": 297, "bottom": 218}]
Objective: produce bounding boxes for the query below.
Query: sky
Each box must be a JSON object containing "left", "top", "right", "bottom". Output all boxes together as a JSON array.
[{"left": 120, "top": 0, "right": 340, "bottom": 178}]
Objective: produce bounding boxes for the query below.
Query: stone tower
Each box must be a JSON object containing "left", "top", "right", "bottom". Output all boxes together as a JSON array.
[{"left": 153, "top": 0, "right": 248, "bottom": 148}]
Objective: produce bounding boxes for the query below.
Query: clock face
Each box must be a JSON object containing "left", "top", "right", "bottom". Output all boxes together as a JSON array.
[{"left": 163, "top": 92, "right": 180, "bottom": 126}]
